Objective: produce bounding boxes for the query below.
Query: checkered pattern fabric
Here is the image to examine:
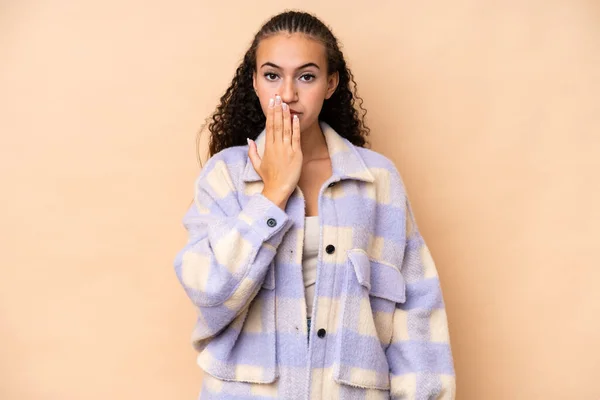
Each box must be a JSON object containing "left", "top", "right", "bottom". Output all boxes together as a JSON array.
[{"left": 174, "top": 122, "right": 455, "bottom": 399}]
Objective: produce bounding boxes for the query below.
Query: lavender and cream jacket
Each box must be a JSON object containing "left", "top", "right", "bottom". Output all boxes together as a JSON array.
[{"left": 174, "top": 121, "right": 456, "bottom": 399}]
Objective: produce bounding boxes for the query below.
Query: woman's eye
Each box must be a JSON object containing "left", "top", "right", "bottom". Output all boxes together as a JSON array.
[
  {"left": 264, "top": 73, "right": 278, "bottom": 81},
  {"left": 300, "top": 74, "right": 315, "bottom": 82}
]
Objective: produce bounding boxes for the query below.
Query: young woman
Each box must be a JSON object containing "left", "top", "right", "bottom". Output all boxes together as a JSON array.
[{"left": 174, "top": 10, "right": 455, "bottom": 400}]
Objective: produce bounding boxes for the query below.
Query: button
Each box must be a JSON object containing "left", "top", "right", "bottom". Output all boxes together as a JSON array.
[
  {"left": 325, "top": 244, "right": 335, "bottom": 254},
  {"left": 328, "top": 182, "right": 336, "bottom": 188},
  {"left": 266, "top": 218, "right": 277, "bottom": 227},
  {"left": 317, "top": 328, "right": 327, "bottom": 338}
]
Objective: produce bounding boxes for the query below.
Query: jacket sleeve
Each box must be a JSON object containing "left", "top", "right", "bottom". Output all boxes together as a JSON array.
[
  {"left": 173, "top": 158, "right": 293, "bottom": 351},
  {"left": 387, "top": 195, "right": 456, "bottom": 399}
]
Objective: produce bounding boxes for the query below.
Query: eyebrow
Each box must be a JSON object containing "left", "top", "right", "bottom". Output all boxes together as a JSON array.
[{"left": 260, "top": 62, "right": 321, "bottom": 70}]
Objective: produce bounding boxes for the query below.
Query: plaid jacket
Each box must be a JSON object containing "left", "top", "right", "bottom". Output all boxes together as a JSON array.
[{"left": 174, "top": 122, "right": 455, "bottom": 399}]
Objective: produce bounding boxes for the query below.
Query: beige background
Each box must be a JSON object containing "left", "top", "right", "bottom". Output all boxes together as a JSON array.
[{"left": 1, "top": 0, "right": 599, "bottom": 399}]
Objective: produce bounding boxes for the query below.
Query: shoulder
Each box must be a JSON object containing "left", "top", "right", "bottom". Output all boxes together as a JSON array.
[
  {"left": 354, "top": 146, "right": 395, "bottom": 169},
  {"left": 353, "top": 145, "right": 407, "bottom": 188},
  {"left": 194, "top": 145, "right": 249, "bottom": 194},
  {"left": 199, "top": 145, "right": 248, "bottom": 176},
  {"left": 347, "top": 144, "right": 409, "bottom": 211},
  {"left": 197, "top": 145, "right": 250, "bottom": 180}
]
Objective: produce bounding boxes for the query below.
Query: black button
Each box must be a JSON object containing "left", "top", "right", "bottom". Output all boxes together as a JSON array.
[
  {"left": 325, "top": 244, "right": 335, "bottom": 254},
  {"left": 317, "top": 328, "right": 327, "bottom": 338},
  {"left": 328, "top": 182, "right": 336, "bottom": 188},
  {"left": 266, "top": 218, "right": 277, "bottom": 227}
]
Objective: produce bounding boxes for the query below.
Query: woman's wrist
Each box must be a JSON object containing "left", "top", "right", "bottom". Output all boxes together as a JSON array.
[{"left": 261, "top": 188, "right": 290, "bottom": 210}]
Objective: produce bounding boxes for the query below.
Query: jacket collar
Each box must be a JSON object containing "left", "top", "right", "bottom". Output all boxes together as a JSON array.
[{"left": 242, "top": 121, "right": 375, "bottom": 184}]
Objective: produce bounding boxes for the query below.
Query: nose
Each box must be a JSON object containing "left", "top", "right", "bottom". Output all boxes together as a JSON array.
[{"left": 279, "top": 78, "right": 297, "bottom": 104}]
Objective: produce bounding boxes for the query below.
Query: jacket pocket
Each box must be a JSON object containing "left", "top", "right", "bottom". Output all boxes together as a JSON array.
[
  {"left": 333, "top": 249, "right": 405, "bottom": 390},
  {"left": 197, "top": 261, "right": 278, "bottom": 384}
]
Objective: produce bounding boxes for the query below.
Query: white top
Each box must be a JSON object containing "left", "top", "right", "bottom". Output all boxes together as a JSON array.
[{"left": 302, "top": 216, "right": 319, "bottom": 318}]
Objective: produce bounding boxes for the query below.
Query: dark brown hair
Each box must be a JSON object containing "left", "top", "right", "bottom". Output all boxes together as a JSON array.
[{"left": 198, "top": 10, "right": 369, "bottom": 164}]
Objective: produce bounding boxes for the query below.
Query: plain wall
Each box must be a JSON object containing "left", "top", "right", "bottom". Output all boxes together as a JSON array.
[{"left": 1, "top": 1, "right": 599, "bottom": 399}]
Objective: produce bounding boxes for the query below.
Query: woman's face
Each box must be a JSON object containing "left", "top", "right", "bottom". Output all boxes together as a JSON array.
[{"left": 253, "top": 33, "right": 339, "bottom": 133}]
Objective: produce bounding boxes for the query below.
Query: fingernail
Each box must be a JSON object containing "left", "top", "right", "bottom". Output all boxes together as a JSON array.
[
  {"left": 293, "top": 114, "right": 299, "bottom": 121},
  {"left": 282, "top": 103, "right": 288, "bottom": 111},
  {"left": 275, "top": 95, "right": 281, "bottom": 105},
  {"left": 247, "top": 138, "right": 251, "bottom": 145},
  {"left": 268, "top": 98, "right": 274, "bottom": 108}
]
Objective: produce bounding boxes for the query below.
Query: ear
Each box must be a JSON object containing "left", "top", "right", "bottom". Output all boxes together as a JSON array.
[{"left": 325, "top": 71, "right": 339, "bottom": 99}]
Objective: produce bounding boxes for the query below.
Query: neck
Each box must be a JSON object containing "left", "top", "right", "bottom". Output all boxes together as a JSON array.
[{"left": 300, "top": 120, "right": 329, "bottom": 162}]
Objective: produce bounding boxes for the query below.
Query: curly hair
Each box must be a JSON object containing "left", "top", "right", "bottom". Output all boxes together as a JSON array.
[{"left": 198, "top": 10, "right": 370, "bottom": 164}]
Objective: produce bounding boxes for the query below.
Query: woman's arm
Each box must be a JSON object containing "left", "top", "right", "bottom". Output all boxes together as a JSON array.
[
  {"left": 173, "top": 156, "right": 293, "bottom": 351},
  {"left": 387, "top": 196, "right": 456, "bottom": 399}
]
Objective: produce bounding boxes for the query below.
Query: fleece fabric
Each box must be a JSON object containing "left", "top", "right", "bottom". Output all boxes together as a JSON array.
[{"left": 174, "top": 121, "right": 455, "bottom": 400}]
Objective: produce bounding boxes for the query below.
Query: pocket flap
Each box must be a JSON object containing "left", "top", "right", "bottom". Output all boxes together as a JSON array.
[
  {"left": 347, "top": 250, "right": 405, "bottom": 303},
  {"left": 347, "top": 250, "right": 371, "bottom": 289}
]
